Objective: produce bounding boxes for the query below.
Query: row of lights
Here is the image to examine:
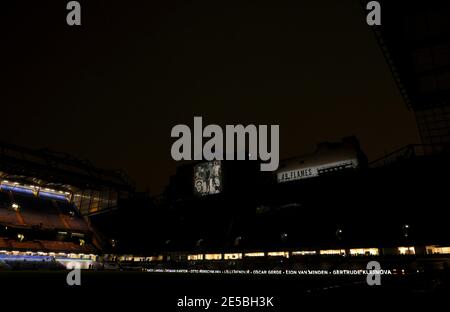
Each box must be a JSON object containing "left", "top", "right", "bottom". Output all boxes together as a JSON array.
[
  {"left": 1, "top": 180, "right": 71, "bottom": 196},
  {"left": 0, "top": 250, "right": 97, "bottom": 261},
  {"left": 119, "top": 246, "right": 418, "bottom": 263},
  {"left": 181, "top": 225, "right": 412, "bottom": 248}
]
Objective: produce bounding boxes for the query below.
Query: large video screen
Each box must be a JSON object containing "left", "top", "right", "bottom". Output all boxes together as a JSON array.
[{"left": 193, "top": 161, "right": 222, "bottom": 196}]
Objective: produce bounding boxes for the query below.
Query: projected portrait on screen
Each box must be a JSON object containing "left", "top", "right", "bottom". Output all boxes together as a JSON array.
[{"left": 193, "top": 161, "right": 222, "bottom": 196}]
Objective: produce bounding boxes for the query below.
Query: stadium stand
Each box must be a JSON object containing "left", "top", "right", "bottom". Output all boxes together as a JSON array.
[
  {"left": 0, "top": 206, "right": 19, "bottom": 225},
  {"left": 39, "top": 240, "right": 96, "bottom": 253},
  {"left": 1, "top": 192, "right": 89, "bottom": 232},
  {"left": 0, "top": 191, "right": 99, "bottom": 256},
  {"left": 0, "top": 141, "right": 135, "bottom": 257},
  {"left": 0, "top": 192, "right": 20, "bottom": 225},
  {"left": 0, "top": 237, "right": 11, "bottom": 249},
  {"left": 9, "top": 240, "right": 43, "bottom": 250},
  {"left": 60, "top": 213, "right": 90, "bottom": 232},
  {"left": 0, "top": 237, "right": 96, "bottom": 254}
]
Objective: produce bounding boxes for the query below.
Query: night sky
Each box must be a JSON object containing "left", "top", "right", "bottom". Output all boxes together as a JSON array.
[{"left": 2, "top": 1, "right": 419, "bottom": 193}]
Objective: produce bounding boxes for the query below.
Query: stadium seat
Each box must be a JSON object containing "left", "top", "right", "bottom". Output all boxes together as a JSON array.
[{"left": 0, "top": 207, "right": 20, "bottom": 225}]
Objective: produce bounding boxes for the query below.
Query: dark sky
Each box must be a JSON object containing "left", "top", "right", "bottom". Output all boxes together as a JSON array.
[{"left": 2, "top": 0, "right": 419, "bottom": 193}]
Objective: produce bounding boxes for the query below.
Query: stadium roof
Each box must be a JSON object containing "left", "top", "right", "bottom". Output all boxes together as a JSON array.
[
  {"left": 364, "top": 1, "right": 450, "bottom": 111},
  {"left": 0, "top": 141, "right": 135, "bottom": 192}
]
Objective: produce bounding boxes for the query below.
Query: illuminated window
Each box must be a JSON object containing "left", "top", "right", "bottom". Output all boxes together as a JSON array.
[
  {"left": 267, "top": 251, "right": 289, "bottom": 258},
  {"left": 244, "top": 252, "right": 265, "bottom": 257},
  {"left": 119, "top": 255, "right": 133, "bottom": 261},
  {"left": 224, "top": 253, "right": 242, "bottom": 260},
  {"left": 426, "top": 246, "right": 450, "bottom": 255},
  {"left": 149, "top": 255, "right": 164, "bottom": 261},
  {"left": 349, "top": 248, "right": 379, "bottom": 256},
  {"left": 398, "top": 247, "right": 415, "bottom": 255},
  {"left": 319, "top": 249, "right": 346, "bottom": 256},
  {"left": 291, "top": 250, "right": 316, "bottom": 256},
  {"left": 187, "top": 254, "right": 203, "bottom": 261},
  {"left": 204, "top": 254, "right": 222, "bottom": 260}
]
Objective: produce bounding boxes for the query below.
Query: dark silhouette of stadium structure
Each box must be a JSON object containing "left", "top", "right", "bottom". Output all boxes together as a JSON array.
[
  {"left": 1, "top": 1, "right": 449, "bottom": 266},
  {"left": 94, "top": 1, "right": 450, "bottom": 260},
  {"left": 2, "top": 133, "right": 449, "bottom": 260},
  {"left": 366, "top": 0, "right": 450, "bottom": 146}
]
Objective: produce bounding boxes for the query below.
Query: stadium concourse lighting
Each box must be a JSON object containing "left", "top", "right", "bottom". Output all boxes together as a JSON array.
[
  {"left": 336, "top": 228, "right": 343, "bottom": 240},
  {"left": 17, "top": 234, "right": 25, "bottom": 242},
  {"left": 402, "top": 224, "right": 410, "bottom": 238}
]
